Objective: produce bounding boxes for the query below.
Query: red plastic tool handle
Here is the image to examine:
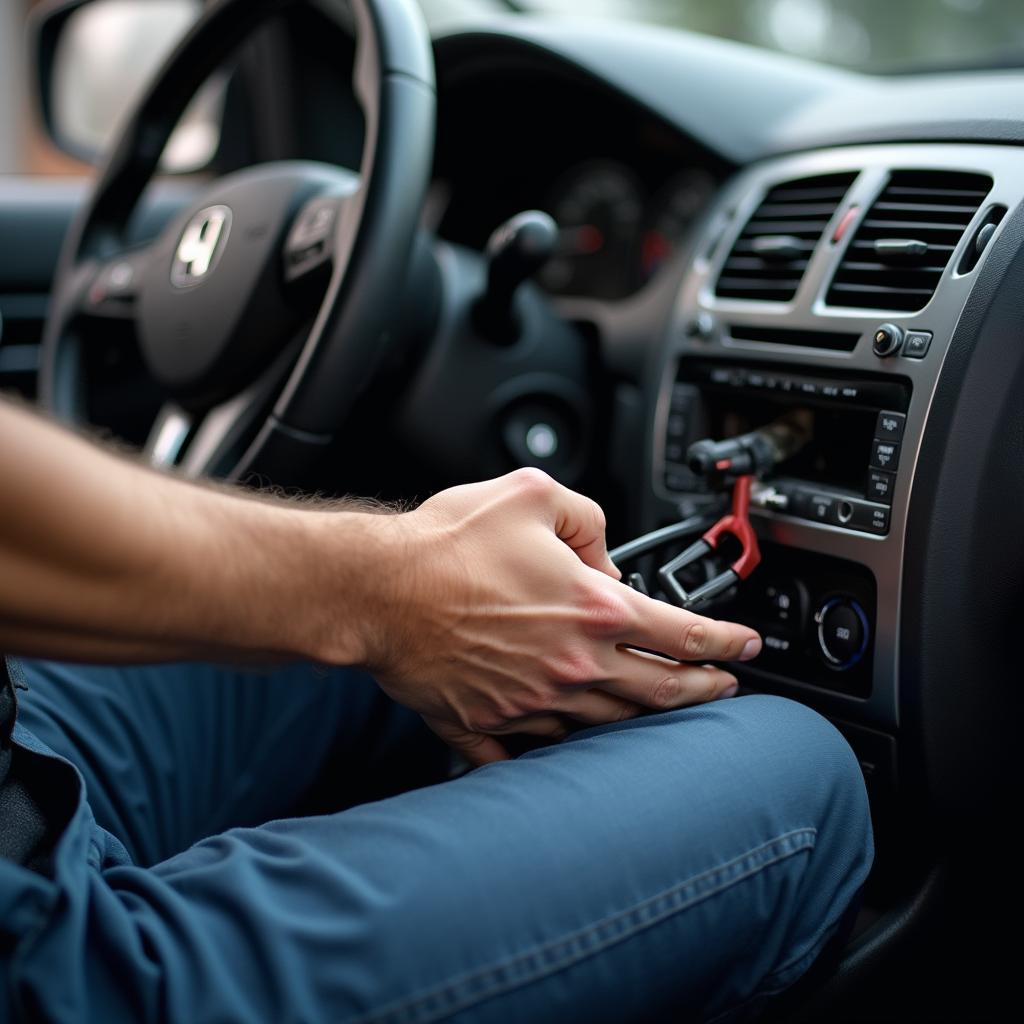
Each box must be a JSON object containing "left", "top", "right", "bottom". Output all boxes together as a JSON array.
[{"left": 702, "top": 475, "right": 762, "bottom": 579}]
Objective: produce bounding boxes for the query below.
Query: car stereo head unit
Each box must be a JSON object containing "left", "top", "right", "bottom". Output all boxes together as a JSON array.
[{"left": 660, "top": 359, "right": 912, "bottom": 536}]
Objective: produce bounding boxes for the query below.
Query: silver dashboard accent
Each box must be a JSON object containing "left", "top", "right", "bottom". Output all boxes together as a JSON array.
[{"left": 655, "top": 143, "right": 1024, "bottom": 733}]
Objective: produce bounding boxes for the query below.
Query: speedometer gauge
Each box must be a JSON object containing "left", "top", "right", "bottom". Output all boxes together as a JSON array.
[
  {"left": 638, "top": 169, "right": 717, "bottom": 284},
  {"left": 541, "top": 160, "right": 643, "bottom": 299}
]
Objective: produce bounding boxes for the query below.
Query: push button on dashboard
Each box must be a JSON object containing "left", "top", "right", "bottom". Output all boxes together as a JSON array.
[
  {"left": 875, "top": 411, "right": 906, "bottom": 442},
  {"left": 902, "top": 330, "right": 932, "bottom": 359},
  {"left": 868, "top": 470, "right": 895, "bottom": 504},
  {"left": 870, "top": 439, "right": 900, "bottom": 471}
]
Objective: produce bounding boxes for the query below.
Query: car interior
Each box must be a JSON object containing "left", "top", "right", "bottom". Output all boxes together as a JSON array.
[{"left": 2, "top": 0, "right": 1023, "bottom": 1019}]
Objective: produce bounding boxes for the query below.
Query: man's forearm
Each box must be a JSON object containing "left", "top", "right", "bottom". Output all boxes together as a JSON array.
[{"left": 0, "top": 400, "right": 386, "bottom": 664}]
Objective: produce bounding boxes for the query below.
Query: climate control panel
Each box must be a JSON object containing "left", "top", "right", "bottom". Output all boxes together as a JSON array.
[{"left": 707, "top": 542, "right": 877, "bottom": 697}]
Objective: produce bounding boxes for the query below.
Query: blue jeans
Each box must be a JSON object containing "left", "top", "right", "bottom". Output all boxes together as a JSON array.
[{"left": 0, "top": 658, "right": 872, "bottom": 1023}]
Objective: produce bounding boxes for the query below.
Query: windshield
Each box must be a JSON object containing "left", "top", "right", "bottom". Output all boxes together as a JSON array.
[{"left": 509, "top": 0, "right": 1024, "bottom": 74}]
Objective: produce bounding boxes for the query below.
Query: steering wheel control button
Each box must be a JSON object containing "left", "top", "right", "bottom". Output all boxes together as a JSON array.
[
  {"left": 284, "top": 198, "right": 339, "bottom": 281},
  {"left": 902, "top": 330, "right": 933, "bottom": 359},
  {"left": 875, "top": 411, "right": 906, "bottom": 442},
  {"left": 872, "top": 323, "right": 904, "bottom": 357},
  {"left": 867, "top": 470, "right": 896, "bottom": 504},
  {"left": 870, "top": 439, "right": 900, "bottom": 472},
  {"left": 816, "top": 598, "right": 870, "bottom": 670}
]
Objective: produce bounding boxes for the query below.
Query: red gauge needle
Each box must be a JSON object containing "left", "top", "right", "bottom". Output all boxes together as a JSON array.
[{"left": 641, "top": 230, "right": 670, "bottom": 274}]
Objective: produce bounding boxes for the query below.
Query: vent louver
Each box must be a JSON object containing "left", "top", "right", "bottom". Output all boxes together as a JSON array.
[
  {"left": 715, "top": 172, "right": 856, "bottom": 302},
  {"left": 826, "top": 170, "right": 992, "bottom": 312}
]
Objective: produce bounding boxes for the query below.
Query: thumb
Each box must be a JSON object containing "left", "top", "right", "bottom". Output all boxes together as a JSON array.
[{"left": 423, "top": 715, "right": 510, "bottom": 767}]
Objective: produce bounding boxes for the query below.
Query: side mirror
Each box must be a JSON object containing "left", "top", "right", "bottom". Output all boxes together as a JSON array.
[{"left": 33, "top": 0, "right": 223, "bottom": 172}]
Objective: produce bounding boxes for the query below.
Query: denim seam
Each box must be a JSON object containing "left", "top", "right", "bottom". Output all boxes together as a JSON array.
[{"left": 353, "top": 826, "right": 817, "bottom": 1024}]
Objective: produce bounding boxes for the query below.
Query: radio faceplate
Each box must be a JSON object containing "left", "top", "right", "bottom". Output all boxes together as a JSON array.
[{"left": 662, "top": 360, "right": 911, "bottom": 537}]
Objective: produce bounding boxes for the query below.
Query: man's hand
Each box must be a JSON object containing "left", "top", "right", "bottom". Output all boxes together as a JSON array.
[
  {"left": 360, "top": 469, "right": 762, "bottom": 765},
  {"left": 0, "top": 402, "right": 758, "bottom": 757}
]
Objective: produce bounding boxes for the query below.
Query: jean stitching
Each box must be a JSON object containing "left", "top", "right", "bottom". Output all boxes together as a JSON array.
[{"left": 354, "top": 826, "right": 817, "bottom": 1024}]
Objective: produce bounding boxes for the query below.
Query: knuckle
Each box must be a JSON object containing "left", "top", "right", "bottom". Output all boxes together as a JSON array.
[
  {"left": 547, "top": 650, "right": 599, "bottom": 687},
  {"left": 692, "top": 668, "right": 720, "bottom": 704},
  {"left": 579, "top": 584, "right": 631, "bottom": 636},
  {"left": 679, "top": 619, "right": 708, "bottom": 659},
  {"left": 589, "top": 498, "right": 607, "bottom": 532},
  {"left": 469, "top": 709, "right": 506, "bottom": 733},
  {"left": 651, "top": 674, "right": 682, "bottom": 710},
  {"left": 616, "top": 700, "right": 639, "bottom": 723},
  {"left": 522, "top": 688, "right": 558, "bottom": 715},
  {"left": 509, "top": 466, "right": 554, "bottom": 497}
]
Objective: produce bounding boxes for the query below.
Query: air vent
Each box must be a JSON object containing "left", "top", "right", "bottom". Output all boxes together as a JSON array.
[
  {"left": 826, "top": 170, "right": 991, "bottom": 312},
  {"left": 715, "top": 172, "right": 857, "bottom": 302}
]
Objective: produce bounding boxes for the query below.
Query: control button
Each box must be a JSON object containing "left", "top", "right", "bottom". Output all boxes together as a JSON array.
[
  {"left": 850, "top": 500, "right": 890, "bottom": 534},
  {"left": 902, "top": 330, "right": 932, "bottom": 359},
  {"left": 816, "top": 598, "right": 870, "bottom": 670},
  {"left": 664, "top": 466, "right": 698, "bottom": 492},
  {"left": 870, "top": 439, "right": 900, "bottom": 471},
  {"left": 665, "top": 440, "right": 686, "bottom": 462},
  {"left": 872, "top": 323, "right": 905, "bottom": 357},
  {"left": 807, "top": 493, "right": 834, "bottom": 522},
  {"left": 666, "top": 412, "right": 688, "bottom": 438},
  {"left": 671, "top": 383, "right": 695, "bottom": 408},
  {"left": 867, "top": 470, "right": 896, "bottom": 504},
  {"left": 875, "top": 411, "right": 906, "bottom": 442},
  {"left": 763, "top": 634, "right": 792, "bottom": 653},
  {"left": 762, "top": 580, "right": 802, "bottom": 629},
  {"left": 684, "top": 312, "right": 716, "bottom": 341},
  {"left": 867, "top": 506, "right": 890, "bottom": 534}
]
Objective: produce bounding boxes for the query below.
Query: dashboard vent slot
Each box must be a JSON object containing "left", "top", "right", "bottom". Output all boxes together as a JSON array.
[
  {"left": 727, "top": 325, "right": 860, "bottom": 353},
  {"left": 826, "top": 170, "right": 991, "bottom": 312},
  {"left": 715, "top": 172, "right": 857, "bottom": 302}
]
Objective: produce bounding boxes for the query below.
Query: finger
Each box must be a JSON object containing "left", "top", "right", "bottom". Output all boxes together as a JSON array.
[
  {"left": 423, "top": 715, "right": 509, "bottom": 767},
  {"left": 597, "top": 647, "right": 738, "bottom": 711},
  {"left": 492, "top": 715, "right": 570, "bottom": 740},
  {"left": 545, "top": 479, "right": 620, "bottom": 580},
  {"left": 557, "top": 689, "right": 644, "bottom": 726},
  {"left": 622, "top": 590, "right": 761, "bottom": 663}
]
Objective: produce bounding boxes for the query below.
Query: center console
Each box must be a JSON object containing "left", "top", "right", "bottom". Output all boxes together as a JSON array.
[{"left": 643, "top": 143, "right": 1024, "bottom": 815}]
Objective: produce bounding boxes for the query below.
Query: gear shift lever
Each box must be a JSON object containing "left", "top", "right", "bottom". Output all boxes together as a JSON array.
[{"left": 474, "top": 210, "right": 558, "bottom": 344}]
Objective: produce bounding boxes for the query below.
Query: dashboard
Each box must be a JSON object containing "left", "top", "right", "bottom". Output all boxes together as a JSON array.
[{"left": 424, "top": 23, "right": 1024, "bottom": 919}]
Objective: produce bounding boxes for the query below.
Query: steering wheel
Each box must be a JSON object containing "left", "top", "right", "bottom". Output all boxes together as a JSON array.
[{"left": 40, "top": 0, "right": 434, "bottom": 483}]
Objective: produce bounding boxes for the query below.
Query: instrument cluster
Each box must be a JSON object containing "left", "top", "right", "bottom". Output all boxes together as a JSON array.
[{"left": 538, "top": 160, "right": 717, "bottom": 300}]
